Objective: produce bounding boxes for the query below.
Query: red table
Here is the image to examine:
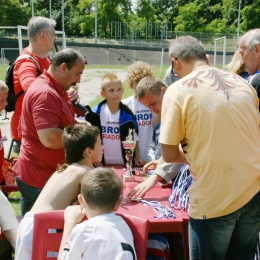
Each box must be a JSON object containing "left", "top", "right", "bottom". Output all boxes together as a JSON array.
[{"left": 110, "top": 165, "right": 189, "bottom": 260}]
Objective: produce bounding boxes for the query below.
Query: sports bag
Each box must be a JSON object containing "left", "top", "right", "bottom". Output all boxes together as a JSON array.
[{"left": 4, "top": 54, "right": 41, "bottom": 112}]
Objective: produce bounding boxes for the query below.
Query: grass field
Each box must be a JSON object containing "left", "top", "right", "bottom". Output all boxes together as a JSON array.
[
  {"left": 0, "top": 64, "right": 168, "bottom": 108},
  {"left": 0, "top": 63, "right": 169, "bottom": 216},
  {"left": 0, "top": 65, "right": 8, "bottom": 81},
  {"left": 87, "top": 64, "right": 168, "bottom": 107},
  {"left": 0, "top": 64, "right": 168, "bottom": 82}
]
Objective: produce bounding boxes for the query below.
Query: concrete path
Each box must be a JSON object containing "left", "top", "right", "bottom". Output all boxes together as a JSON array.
[{"left": 1, "top": 68, "right": 127, "bottom": 157}]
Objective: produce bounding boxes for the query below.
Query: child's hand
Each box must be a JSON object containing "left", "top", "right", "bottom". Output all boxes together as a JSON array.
[
  {"left": 127, "top": 174, "right": 161, "bottom": 199},
  {"left": 64, "top": 205, "right": 85, "bottom": 226},
  {"left": 58, "top": 205, "right": 86, "bottom": 259},
  {"left": 143, "top": 159, "right": 161, "bottom": 174},
  {"left": 135, "top": 158, "right": 146, "bottom": 167}
]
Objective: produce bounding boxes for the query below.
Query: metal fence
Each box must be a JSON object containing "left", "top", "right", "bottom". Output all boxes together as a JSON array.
[{"left": 0, "top": 28, "right": 237, "bottom": 53}]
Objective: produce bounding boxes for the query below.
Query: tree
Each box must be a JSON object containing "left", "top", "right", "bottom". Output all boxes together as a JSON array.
[
  {"left": 240, "top": 0, "right": 260, "bottom": 31},
  {"left": 0, "top": 0, "right": 29, "bottom": 26},
  {"left": 65, "top": 0, "right": 85, "bottom": 36},
  {"left": 174, "top": 2, "right": 206, "bottom": 32},
  {"left": 78, "top": 0, "right": 96, "bottom": 36},
  {"left": 136, "top": 0, "right": 157, "bottom": 22},
  {"left": 149, "top": 0, "right": 177, "bottom": 30},
  {"left": 78, "top": 0, "right": 132, "bottom": 38},
  {"left": 2, "top": 0, "right": 258, "bottom": 39}
]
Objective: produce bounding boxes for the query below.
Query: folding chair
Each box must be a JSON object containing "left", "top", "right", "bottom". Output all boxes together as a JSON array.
[
  {"left": 31, "top": 210, "right": 64, "bottom": 260},
  {"left": 1, "top": 184, "right": 19, "bottom": 193},
  {"left": 117, "top": 213, "right": 150, "bottom": 260},
  {"left": 32, "top": 210, "right": 149, "bottom": 260}
]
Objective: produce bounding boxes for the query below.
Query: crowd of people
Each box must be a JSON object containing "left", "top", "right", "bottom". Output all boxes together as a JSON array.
[{"left": 0, "top": 15, "right": 259, "bottom": 260}]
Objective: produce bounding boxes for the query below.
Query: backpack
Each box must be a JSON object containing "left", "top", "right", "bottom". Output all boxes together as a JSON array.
[{"left": 4, "top": 54, "right": 41, "bottom": 113}]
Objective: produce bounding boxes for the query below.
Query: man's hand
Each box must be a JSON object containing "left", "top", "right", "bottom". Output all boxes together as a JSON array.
[
  {"left": 127, "top": 174, "right": 162, "bottom": 199},
  {"left": 67, "top": 87, "right": 80, "bottom": 104}
]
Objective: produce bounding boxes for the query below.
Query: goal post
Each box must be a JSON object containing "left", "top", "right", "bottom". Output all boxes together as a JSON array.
[
  {"left": 17, "top": 25, "right": 66, "bottom": 54},
  {"left": 213, "top": 36, "right": 226, "bottom": 69}
]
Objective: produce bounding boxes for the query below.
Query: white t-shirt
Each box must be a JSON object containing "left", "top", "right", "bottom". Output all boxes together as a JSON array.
[
  {"left": 0, "top": 191, "right": 19, "bottom": 232},
  {"left": 60, "top": 213, "right": 136, "bottom": 260},
  {"left": 100, "top": 104, "right": 124, "bottom": 164},
  {"left": 122, "top": 96, "right": 153, "bottom": 163}
]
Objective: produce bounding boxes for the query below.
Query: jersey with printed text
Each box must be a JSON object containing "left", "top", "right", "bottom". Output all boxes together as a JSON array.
[
  {"left": 122, "top": 96, "right": 153, "bottom": 163},
  {"left": 100, "top": 104, "right": 124, "bottom": 164}
]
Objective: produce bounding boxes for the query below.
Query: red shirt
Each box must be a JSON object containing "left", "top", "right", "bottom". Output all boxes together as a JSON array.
[
  {"left": 13, "top": 70, "right": 75, "bottom": 188},
  {"left": 10, "top": 47, "right": 50, "bottom": 140}
]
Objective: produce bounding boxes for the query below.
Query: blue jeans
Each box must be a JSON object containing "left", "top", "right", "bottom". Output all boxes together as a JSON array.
[
  {"left": 13, "top": 139, "right": 21, "bottom": 154},
  {"left": 189, "top": 191, "right": 260, "bottom": 260},
  {"left": 15, "top": 176, "right": 42, "bottom": 216}
]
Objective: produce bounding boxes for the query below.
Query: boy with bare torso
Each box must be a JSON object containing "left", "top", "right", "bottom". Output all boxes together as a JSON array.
[{"left": 15, "top": 124, "right": 103, "bottom": 260}]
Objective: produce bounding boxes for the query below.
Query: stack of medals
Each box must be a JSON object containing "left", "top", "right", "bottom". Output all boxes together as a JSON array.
[{"left": 168, "top": 164, "right": 193, "bottom": 211}]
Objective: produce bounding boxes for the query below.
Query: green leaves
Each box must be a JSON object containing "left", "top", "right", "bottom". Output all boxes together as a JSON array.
[{"left": 1, "top": 0, "right": 259, "bottom": 37}]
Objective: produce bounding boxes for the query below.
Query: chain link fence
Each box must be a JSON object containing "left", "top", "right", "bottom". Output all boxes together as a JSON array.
[{"left": 0, "top": 27, "right": 237, "bottom": 53}]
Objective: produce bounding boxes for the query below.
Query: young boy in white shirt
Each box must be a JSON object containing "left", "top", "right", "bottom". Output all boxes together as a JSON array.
[
  {"left": 85, "top": 73, "right": 145, "bottom": 166},
  {"left": 58, "top": 167, "right": 136, "bottom": 260},
  {"left": 122, "top": 61, "right": 157, "bottom": 164},
  {"left": 15, "top": 124, "right": 104, "bottom": 260}
]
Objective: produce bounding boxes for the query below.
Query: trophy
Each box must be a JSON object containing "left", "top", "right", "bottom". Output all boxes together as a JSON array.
[{"left": 122, "top": 129, "right": 136, "bottom": 182}]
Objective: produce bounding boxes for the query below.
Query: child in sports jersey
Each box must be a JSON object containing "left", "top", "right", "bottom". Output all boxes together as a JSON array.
[
  {"left": 15, "top": 124, "right": 104, "bottom": 260},
  {"left": 122, "top": 61, "right": 158, "bottom": 164},
  {"left": 58, "top": 167, "right": 136, "bottom": 260},
  {"left": 85, "top": 73, "right": 145, "bottom": 166},
  {"left": 147, "top": 122, "right": 161, "bottom": 162}
]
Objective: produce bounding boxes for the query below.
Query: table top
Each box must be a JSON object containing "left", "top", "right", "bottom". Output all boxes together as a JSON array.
[{"left": 109, "top": 165, "right": 189, "bottom": 233}]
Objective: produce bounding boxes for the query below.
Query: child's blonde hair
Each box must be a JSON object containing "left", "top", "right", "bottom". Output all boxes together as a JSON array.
[
  {"left": 101, "top": 73, "right": 122, "bottom": 90},
  {"left": 225, "top": 50, "right": 246, "bottom": 75},
  {"left": 0, "top": 80, "right": 8, "bottom": 91},
  {"left": 126, "top": 61, "right": 153, "bottom": 89}
]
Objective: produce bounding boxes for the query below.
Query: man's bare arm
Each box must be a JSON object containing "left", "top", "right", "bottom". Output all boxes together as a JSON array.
[
  {"left": 37, "top": 128, "right": 63, "bottom": 149},
  {"left": 161, "top": 143, "right": 187, "bottom": 163}
]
